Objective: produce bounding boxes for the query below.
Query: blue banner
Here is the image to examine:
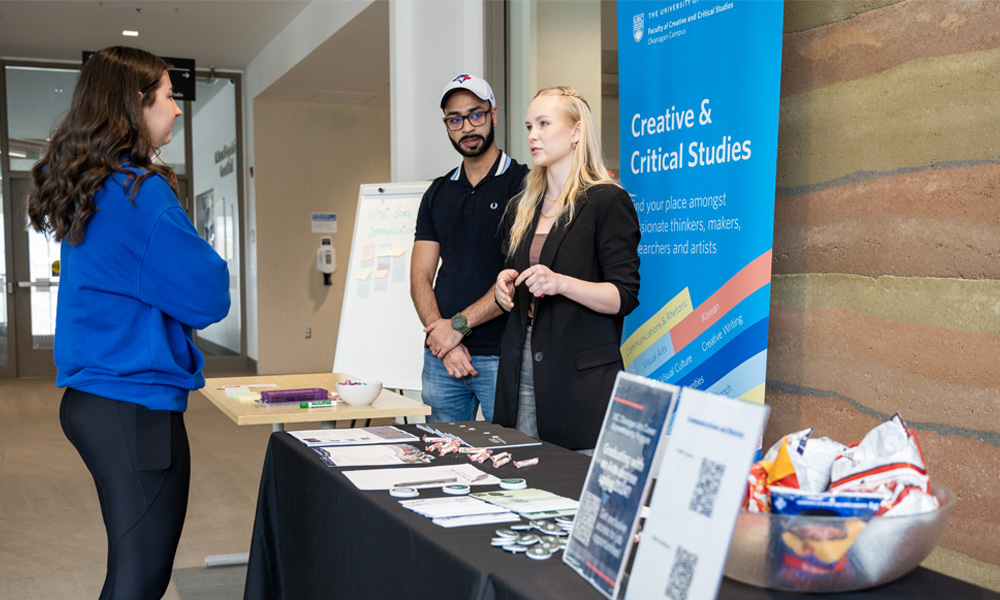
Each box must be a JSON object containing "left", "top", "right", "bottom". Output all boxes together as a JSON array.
[{"left": 618, "top": 0, "right": 784, "bottom": 408}]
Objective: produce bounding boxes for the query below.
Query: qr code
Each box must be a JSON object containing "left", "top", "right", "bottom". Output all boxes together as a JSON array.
[
  {"left": 688, "top": 457, "right": 725, "bottom": 518},
  {"left": 664, "top": 546, "right": 698, "bottom": 600},
  {"left": 573, "top": 490, "right": 601, "bottom": 546}
]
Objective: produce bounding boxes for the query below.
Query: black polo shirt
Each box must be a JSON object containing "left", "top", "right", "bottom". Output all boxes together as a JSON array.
[{"left": 414, "top": 151, "right": 529, "bottom": 355}]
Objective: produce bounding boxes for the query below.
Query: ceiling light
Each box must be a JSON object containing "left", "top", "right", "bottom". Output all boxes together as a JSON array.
[
  {"left": 9, "top": 151, "right": 27, "bottom": 158},
  {"left": 122, "top": 30, "right": 139, "bottom": 37}
]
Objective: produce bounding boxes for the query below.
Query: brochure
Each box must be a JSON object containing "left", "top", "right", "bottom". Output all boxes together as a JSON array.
[
  {"left": 288, "top": 425, "right": 418, "bottom": 447},
  {"left": 341, "top": 463, "right": 499, "bottom": 491},
  {"left": 398, "top": 495, "right": 522, "bottom": 527},
  {"left": 400, "top": 496, "right": 515, "bottom": 520},
  {"left": 472, "top": 488, "right": 579, "bottom": 518},
  {"left": 312, "top": 444, "right": 434, "bottom": 467},
  {"left": 416, "top": 422, "right": 542, "bottom": 449}
]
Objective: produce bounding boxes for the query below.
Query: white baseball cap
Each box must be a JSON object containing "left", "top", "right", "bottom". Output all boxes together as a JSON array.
[{"left": 440, "top": 74, "right": 495, "bottom": 109}]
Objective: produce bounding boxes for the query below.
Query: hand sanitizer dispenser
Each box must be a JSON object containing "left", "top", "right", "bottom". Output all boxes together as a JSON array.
[{"left": 317, "top": 236, "right": 336, "bottom": 285}]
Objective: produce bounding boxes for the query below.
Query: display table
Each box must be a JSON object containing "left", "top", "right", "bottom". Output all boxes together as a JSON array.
[
  {"left": 200, "top": 372, "right": 431, "bottom": 431},
  {"left": 243, "top": 426, "right": 997, "bottom": 600}
]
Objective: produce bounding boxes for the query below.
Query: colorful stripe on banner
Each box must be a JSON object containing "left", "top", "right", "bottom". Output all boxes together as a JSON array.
[
  {"left": 676, "top": 317, "right": 770, "bottom": 392},
  {"left": 625, "top": 278, "right": 771, "bottom": 382},
  {"left": 667, "top": 250, "right": 772, "bottom": 354},
  {"left": 706, "top": 349, "right": 768, "bottom": 404},
  {"left": 620, "top": 287, "right": 692, "bottom": 369}
]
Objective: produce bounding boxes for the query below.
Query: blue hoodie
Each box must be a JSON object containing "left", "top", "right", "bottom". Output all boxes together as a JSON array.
[{"left": 55, "top": 167, "right": 231, "bottom": 411}]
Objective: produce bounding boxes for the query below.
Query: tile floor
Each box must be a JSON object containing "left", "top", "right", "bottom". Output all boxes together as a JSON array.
[{"left": 0, "top": 372, "right": 271, "bottom": 599}]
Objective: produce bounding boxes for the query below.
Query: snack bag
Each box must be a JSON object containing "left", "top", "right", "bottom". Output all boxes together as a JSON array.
[
  {"left": 870, "top": 481, "right": 940, "bottom": 516},
  {"left": 745, "top": 461, "right": 771, "bottom": 513},
  {"left": 770, "top": 487, "right": 881, "bottom": 588},
  {"left": 830, "top": 414, "right": 932, "bottom": 512},
  {"left": 744, "top": 429, "right": 846, "bottom": 512}
]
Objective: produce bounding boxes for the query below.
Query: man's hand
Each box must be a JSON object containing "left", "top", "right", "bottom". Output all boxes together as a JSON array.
[
  {"left": 424, "top": 318, "right": 464, "bottom": 359},
  {"left": 442, "top": 344, "right": 478, "bottom": 378}
]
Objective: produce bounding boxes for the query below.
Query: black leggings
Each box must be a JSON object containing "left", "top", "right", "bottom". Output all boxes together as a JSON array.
[{"left": 60, "top": 388, "right": 190, "bottom": 600}]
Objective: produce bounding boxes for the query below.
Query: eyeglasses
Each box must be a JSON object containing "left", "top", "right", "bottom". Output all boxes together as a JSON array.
[{"left": 443, "top": 110, "right": 488, "bottom": 131}]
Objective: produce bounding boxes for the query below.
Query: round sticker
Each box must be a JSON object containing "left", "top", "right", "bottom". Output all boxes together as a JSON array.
[
  {"left": 443, "top": 484, "right": 470, "bottom": 495},
  {"left": 390, "top": 486, "right": 419, "bottom": 498},
  {"left": 499, "top": 478, "right": 527, "bottom": 490}
]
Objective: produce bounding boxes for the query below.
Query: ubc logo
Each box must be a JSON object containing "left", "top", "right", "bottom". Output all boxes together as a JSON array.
[{"left": 633, "top": 13, "right": 644, "bottom": 43}]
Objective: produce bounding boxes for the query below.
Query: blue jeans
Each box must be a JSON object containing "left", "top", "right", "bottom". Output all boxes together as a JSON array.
[{"left": 422, "top": 349, "right": 498, "bottom": 422}]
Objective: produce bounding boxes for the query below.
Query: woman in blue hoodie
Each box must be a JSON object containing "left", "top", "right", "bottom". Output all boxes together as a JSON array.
[{"left": 27, "top": 46, "right": 230, "bottom": 599}]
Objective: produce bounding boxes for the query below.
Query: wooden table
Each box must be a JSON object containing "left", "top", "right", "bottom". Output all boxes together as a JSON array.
[
  {"left": 199, "top": 372, "right": 431, "bottom": 432},
  {"left": 197, "top": 372, "right": 431, "bottom": 568}
]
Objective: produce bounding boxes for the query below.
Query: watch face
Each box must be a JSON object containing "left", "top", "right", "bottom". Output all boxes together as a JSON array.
[{"left": 452, "top": 314, "right": 471, "bottom": 335}]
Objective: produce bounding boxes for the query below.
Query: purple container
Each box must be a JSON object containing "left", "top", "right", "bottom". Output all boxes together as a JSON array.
[{"left": 259, "top": 388, "right": 330, "bottom": 404}]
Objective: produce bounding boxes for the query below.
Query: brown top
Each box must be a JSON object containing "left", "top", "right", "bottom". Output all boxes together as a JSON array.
[
  {"left": 528, "top": 231, "right": 549, "bottom": 317},
  {"left": 529, "top": 231, "right": 548, "bottom": 266}
]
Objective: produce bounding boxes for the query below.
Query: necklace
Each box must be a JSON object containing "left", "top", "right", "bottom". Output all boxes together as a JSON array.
[{"left": 541, "top": 195, "right": 559, "bottom": 219}]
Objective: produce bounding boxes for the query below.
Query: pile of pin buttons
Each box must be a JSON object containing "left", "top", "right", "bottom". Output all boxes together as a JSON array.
[
  {"left": 490, "top": 516, "right": 575, "bottom": 560},
  {"left": 422, "top": 435, "right": 539, "bottom": 469}
]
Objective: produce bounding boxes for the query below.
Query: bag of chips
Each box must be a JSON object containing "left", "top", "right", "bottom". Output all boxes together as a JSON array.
[{"left": 830, "top": 414, "right": 938, "bottom": 514}]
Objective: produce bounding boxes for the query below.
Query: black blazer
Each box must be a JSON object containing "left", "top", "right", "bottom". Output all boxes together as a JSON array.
[{"left": 494, "top": 183, "right": 641, "bottom": 449}]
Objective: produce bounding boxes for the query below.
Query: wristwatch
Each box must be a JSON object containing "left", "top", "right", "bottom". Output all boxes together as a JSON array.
[{"left": 451, "top": 313, "right": 472, "bottom": 337}]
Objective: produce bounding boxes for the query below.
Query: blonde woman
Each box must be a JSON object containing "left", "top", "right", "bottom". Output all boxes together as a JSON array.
[{"left": 493, "top": 87, "right": 640, "bottom": 451}]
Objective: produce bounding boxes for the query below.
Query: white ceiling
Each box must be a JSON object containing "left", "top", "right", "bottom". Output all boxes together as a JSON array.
[
  {"left": 0, "top": 0, "right": 389, "bottom": 103},
  {"left": 0, "top": 1, "right": 310, "bottom": 69}
]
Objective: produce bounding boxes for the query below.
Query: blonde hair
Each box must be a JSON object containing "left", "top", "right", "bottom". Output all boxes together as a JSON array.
[{"left": 507, "top": 87, "right": 618, "bottom": 257}]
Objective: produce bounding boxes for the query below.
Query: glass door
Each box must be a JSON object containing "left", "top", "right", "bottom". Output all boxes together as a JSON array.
[
  {"left": 0, "top": 170, "right": 9, "bottom": 374},
  {"left": 4, "top": 65, "right": 79, "bottom": 376},
  {"left": 9, "top": 177, "right": 59, "bottom": 376},
  {"left": 190, "top": 74, "right": 245, "bottom": 368}
]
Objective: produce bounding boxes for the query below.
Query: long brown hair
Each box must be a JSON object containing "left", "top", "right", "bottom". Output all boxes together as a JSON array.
[
  {"left": 506, "top": 87, "right": 618, "bottom": 257},
  {"left": 27, "top": 46, "right": 178, "bottom": 245}
]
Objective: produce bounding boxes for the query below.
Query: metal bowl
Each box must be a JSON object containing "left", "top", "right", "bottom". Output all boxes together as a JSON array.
[{"left": 723, "top": 485, "right": 955, "bottom": 592}]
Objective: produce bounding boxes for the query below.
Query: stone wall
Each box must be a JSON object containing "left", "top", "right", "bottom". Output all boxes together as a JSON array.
[{"left": 766, "top": 0, "right": 1000, "bottom": 587}]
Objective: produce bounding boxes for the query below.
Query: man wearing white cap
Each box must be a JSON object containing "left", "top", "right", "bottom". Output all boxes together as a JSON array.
[{"left": 411, "top": 74, "right": 529, "bottom": 423}]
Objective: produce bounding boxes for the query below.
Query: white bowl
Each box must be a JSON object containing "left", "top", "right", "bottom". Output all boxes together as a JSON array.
[
  {"left": 723, "top": 485, "right": 955, "bottom": 592},
  {"left": 335, "top": 380, "right": 383, "bottom": 407}
]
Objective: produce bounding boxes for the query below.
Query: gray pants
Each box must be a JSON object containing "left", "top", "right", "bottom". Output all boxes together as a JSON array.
[
  {"left": 515, "top": 324, "right": 594, "bottom": 456},
  {"left": 515, "top": 324, "right": 539, "bottom": 438}
]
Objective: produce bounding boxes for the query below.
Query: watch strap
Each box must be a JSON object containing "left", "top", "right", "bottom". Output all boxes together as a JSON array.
[{"left": 451, "top": 313, "right": 472, "bottom": 337}]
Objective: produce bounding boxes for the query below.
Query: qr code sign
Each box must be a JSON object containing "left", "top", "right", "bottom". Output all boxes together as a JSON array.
[
  {"left": 573, "top": 490, "right": 601, "bottom": 546},
  {"left": 664, "top": 546, "right": 698, "bottom": 600},
  {"left": 688, "top": 457, "right": 725, "bottom": 518}
]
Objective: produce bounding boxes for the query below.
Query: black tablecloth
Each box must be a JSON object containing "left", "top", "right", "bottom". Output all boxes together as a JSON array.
[{"left": 243, "top": 425, "right": 999, "bottom": 600}]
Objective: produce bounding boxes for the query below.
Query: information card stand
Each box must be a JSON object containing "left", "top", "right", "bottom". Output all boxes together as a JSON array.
[
  {"left": 623, "top": 388, "right": 769, "bottom": 600},
  {"left": 563, "top": 373, "right": 679, "bottom": 599}
]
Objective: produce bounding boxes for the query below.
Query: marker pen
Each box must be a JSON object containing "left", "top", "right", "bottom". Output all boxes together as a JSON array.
[{"left": 299, "top": 400, "right": 335, "bottom": 408}]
